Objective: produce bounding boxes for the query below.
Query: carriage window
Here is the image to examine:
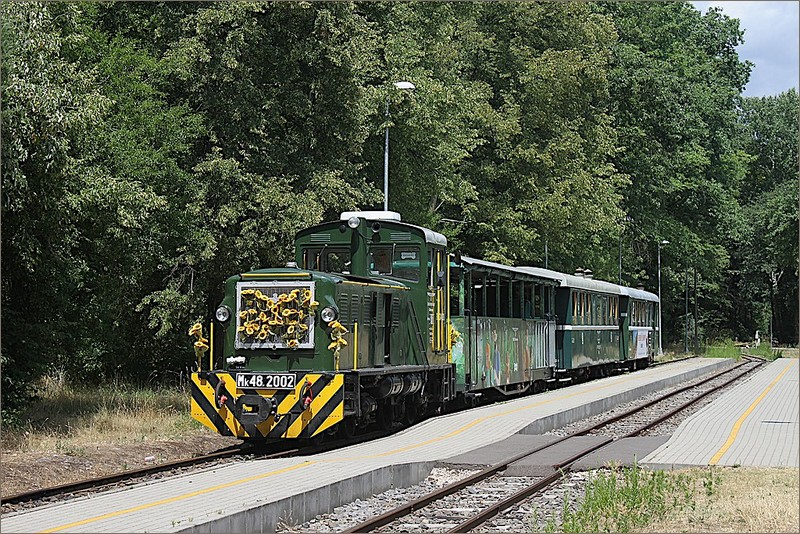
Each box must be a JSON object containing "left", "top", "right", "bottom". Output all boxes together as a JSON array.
[
  {"left": 572, "top": 292, "right": 578, "bottom": 323},
  {"left": 581, "top": 292, "right": 587, "bottom": 324},
  {"left": 471, "top": 272, "right": 485, "bottom": 316},
  {"left": 499, "top": 276, "right": 511, "bottom": 318},
  {"left": 524, "top": 283, "right": 534, "bottom": 319},
  {"left": 391, "top": 246, "right": 419, "bottom": 282},
  {"left": 369, "top": 247, "right": 393, "bottom": 275},
  {"left": 541, "top": 285, "right": 552, "bottom": 316},
  {"left": 533, "top": 284, "right": 542, "bottom": 318},
  {"left": 512, "top": 281, "right": 522, "bottom": 318},
  {"left": 486, "top": 275, "right": 498, "bottom": 317},
  {"left": 450, "top": 266, "right": 462, "bottom": 316}
]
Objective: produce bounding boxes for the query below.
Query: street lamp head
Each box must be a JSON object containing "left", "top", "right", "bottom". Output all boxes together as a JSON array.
[
  {"left": 394, "top": 81, "right": 416, "bottom": 90},
  {"left": 660, "top": 239, "right": 670, "bottom": 245}
]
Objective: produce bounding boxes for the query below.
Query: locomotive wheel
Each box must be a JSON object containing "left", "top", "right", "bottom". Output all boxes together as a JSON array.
[
  {"left": 338, "top": 417, "right": 357, "bottom": 439},
  {"left": 377, "top": 402, "right": 393, "bottom": 431},
  {"left": 401, "top": 396, "right": 419, "bottom": 427}
]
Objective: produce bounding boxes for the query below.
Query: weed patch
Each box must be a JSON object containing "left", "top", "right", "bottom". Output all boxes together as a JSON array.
[{"left": 536, "top": 464, "right": 698, "bottom": 533}]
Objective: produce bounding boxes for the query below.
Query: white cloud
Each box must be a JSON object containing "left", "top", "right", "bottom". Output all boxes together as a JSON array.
[{"left": 693, "top": 1, "right": 799, "bottom": 97}]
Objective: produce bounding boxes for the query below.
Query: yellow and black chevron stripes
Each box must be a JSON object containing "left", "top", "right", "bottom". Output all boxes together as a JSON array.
[{"left": 190, "top": 372, "right": 343, "bottom": 439}]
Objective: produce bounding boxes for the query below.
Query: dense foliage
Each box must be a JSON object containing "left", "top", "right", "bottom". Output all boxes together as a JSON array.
[{"left": 2, "top": 1, "right": 797, "bottom": 420}]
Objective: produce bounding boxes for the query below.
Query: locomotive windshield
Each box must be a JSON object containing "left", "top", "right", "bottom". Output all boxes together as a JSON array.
[{"left": 303, "top": 247, "right": 351, "bottom": 274}]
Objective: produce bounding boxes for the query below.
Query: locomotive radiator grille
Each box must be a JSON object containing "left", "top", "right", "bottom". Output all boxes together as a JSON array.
[
  {"left": 190, "top": 372, "right": 344, "bottom": 439},
  {"left": 234, "top": 281, "right": 317, "bottom": 350}
]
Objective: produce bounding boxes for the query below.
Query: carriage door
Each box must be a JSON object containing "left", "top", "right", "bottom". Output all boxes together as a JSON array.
[
  {"left": 545, "top": 284, "right": 557, "bottom": 368},
  {"left": 619, "top": 296, "right": 630, "bottom": 361},
  {"left": 428, "top": 246, "right": 447, "bottom": 355},
  {"left": 465, "top": 270, "right": 478, "bottom": 388}
]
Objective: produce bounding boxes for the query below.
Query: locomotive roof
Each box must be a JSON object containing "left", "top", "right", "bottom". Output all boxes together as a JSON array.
[
  {"left": 338, "top": 211, "right": 448, "bottom": 246},
  {"left": 298, "top": 213, "right": 448, "bottom": 247},
  {"left": 518, "top": 266, "right": 659, "bottom": 302}
]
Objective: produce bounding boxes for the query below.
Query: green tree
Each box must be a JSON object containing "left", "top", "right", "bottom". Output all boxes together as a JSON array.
[
  {"left": 730, "top": 90, "right": 799, "bottom": 344},
  {"left": 361, "top": 2, "right": 625, "bottom": 272},
  {"left": 599, "top": 2, "right": 751, "bottom": 345},
  {"left": 2, "top": 2, "right": 110, "bottom": 417}
]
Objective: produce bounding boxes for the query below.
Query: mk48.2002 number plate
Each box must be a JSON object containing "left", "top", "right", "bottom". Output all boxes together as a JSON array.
[{"left": 235, "top": 373, "right": 296, "bottom": 390}]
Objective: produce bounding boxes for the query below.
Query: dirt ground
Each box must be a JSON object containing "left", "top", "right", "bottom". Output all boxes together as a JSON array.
[{"left": 1, "top": 431, "right": 239, "bottom": 497}]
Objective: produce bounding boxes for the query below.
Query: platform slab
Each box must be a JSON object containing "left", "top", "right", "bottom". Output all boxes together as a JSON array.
[
  {"left": 0, "top": 358, "right": 732, "bottom": 533},
  {"left": 439, "top": 434, "right": 560, "bottom": 469},
  {"left": 572, "top": 436, "right": 671, "bottom": 471},
  {"left": 643, "top": 358, "right": 799, "bottom": 470}
]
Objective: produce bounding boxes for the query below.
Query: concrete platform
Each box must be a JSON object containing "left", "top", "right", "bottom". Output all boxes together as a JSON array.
[
  {"left": 643, "top": 358, "right": 799, "bottom": 470},
  {"left": 0, "top": 357, "right": 732, "bottom": 533}
]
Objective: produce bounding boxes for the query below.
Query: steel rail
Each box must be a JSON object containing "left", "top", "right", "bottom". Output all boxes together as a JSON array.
[
  {"left": 345, "top": 358, "right": 763, "bottom": 533},
  {"left": 448, "top": 359, "right": 765, "bottom": 533},
  {"left": 576, "top": 358, "right": 751, "bottom": 433}
]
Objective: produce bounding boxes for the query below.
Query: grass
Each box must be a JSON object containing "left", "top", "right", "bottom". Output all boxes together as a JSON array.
[
  {"left": 704, "top": 339, "right": 744, "bottom": 360},
  {"left": 2, "top": 369, "right": 202, "bottom": 453},
  {"left": 700, "top": 338, "right": 786, "bottom": 362},
  {"left": 532, "top": 464, "right": 799, "bottom": 533},
  {"left": 535, "top": 463, "right": 698, "bottom": 533},
  {"left": 746, "top": 343, "right": 785, "bottom": 361}
]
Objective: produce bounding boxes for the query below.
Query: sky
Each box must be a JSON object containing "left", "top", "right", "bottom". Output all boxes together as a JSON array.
[{"left": 692, "top": 1, "right": 799, "bottom": 97}]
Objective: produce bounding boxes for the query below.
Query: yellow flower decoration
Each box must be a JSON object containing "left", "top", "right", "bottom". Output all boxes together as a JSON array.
[
  {"left": 236, "top": 287, "right": 316, "bottom": 349},
  {"left": 449, "top": 322, "right": 462, "bottom": 345},
  {"left": 327, "top": 319, "right": 349, "bottom": 363},
  {"left": 188, "top": 322, "right": 209, "bottom": 367}
]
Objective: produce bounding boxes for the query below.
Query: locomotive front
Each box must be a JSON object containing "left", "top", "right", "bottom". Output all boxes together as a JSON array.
[
  {"left": 189, "top": 210, "right": 456, "bottom": 441},
  {"left": 190, "top": 269, "right": 347, "bottom": 440}
]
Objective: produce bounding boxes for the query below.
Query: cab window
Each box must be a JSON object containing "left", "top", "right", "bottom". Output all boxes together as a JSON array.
[
  {"left": 369, "top": 247, "right": 393, "bottom": 275},
  {"left": 391, "top": 246, "right": 420, "bottom": 282}
]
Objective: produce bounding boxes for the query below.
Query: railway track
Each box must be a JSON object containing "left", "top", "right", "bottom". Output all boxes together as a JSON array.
[{"left": 342, "top": 357, "right": 763, "bottom": 533}]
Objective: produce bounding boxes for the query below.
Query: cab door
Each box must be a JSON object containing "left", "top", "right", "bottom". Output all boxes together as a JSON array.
[{"left": 428, "top": 246, "right": 448, "bottom": 358}]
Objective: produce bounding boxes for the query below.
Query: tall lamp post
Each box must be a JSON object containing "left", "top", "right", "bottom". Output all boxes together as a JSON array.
[
  {"left": 658, "top": 239, "right": 669, "bottom": 356},
  {"left": 384, "top": 80, "right": 415, "bottom": 211}
]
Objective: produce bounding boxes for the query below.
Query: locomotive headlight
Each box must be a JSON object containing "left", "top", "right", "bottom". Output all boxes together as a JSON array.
[
  {"left": 347, "top": 216, "right": 360, "bottom": 229},
  {"left": 215, "top": 305, "right": 232, "bottom": 323},
  {"left": 320, "top": 306, "right": 338, "bottom": 323}
]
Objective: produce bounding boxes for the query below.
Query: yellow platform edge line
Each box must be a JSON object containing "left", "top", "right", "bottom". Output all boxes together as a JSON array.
[
  {"left": 709, "top": 359, "right": 798, "bottom": 465},
  {"left": 41, "top": 462, "right": 315, "bottom": 533}
]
